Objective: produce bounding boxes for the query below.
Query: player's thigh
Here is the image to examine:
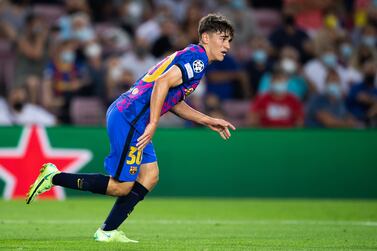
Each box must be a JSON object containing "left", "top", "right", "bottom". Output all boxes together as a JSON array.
[
  {"left": 104, "top": 106, "right": 142, "bottom": 182},
  {"left": 137, "top": 161, "right": 159, "bottom": 191}
]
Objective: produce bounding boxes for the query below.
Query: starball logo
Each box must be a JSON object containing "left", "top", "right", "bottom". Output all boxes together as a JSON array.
[{"left": 0, "top": 126, "right": 92, "bottom": 200}]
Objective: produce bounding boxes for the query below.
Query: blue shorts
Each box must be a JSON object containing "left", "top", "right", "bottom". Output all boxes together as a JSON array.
[{"left": 104, "top": 103, "right": 157, "bottom": 182}]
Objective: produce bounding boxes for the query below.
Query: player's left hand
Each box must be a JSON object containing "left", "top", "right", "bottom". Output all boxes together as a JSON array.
[
  {"left": 137, "top": 122, "right": 157, "bottom": 151},
  {"left": 207, "top": 118, "right": 236, "bottom": 140}
]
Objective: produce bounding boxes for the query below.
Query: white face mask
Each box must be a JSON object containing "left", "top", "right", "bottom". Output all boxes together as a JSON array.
[
  {"left": 85, "top": 43, "right": 101, "bottom": 58},
  {"left": 281, "top": 58, "right": 297, "bottom": 74},
  {"left": 110, "top": 67, "right": 123, "bottom": 81},
  {"left": 271, "top": 81, "right": 288, "bottom": 94}
]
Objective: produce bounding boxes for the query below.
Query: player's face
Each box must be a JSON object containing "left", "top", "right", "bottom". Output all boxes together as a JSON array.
[{"left": 207, "top": 31, "right": 232, "bottom": 61}]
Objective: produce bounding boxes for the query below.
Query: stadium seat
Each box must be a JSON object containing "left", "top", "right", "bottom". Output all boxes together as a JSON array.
[
  {"left": 32, "top": 4, "right": 64, "bottom": 27},
  {"left": 70, "top": 97, "right": 105, "bottom": 125},
  {"left": 251, "top": 9, "right": 281, "bottom": 36}
]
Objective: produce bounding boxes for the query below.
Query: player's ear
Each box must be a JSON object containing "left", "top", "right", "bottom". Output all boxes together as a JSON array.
[{"left": 201, "top": 32, "right": 210, "bottom": 44}]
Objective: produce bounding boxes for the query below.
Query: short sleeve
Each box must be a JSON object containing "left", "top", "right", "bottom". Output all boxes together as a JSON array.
[
  {"left": 175, "top": 50, "right": 207, "bottom": 83},
  {"left": 258, "top": 73, "right": 272, "bottom": 94}
]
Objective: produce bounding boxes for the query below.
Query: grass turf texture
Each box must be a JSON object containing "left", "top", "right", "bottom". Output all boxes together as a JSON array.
[{"left": 0, "top": 198, "right": 377, "bottom": 250}]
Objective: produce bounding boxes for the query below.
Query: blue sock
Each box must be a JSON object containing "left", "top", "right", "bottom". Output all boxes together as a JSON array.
[
  {"left": 52, "top": 173, "right": 109, "bottom": 195},
  {"left": 102, "top": 181, "right": 148, "bottom": 231}
]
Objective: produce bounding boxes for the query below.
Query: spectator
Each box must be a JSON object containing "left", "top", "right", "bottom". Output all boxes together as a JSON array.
[
  {"left": 336, "top": 36, "right": 363, "bottom": 91},
  {"left": 0, "top": 0, "right": 30, "bottom": 41},
  {"left": 14, "top": 13, "right": 48, "bottom": 104},
  {"left": 305, "top": 70, "right": 358, "bottom": 128},
  {"left": 304, "top": 46, "right": 350, "bottom": 94},
  {"left": 313, "top": 9, "right": 345, "bottom": 57},
  {"left": 259, "top": 46, "right": 309, "bottom": 100},
  {"left": 8, "top": 87, "right": 56, "bottom": 126},
  {"left": 105, "top": 55, "right": 134, "bottom": 106},
  {"left": 120, "top": 36, "right": 156, "bottom": 80},
  {"left": 151, "top": 17, "right": 176, "bottom": 58},
  {"left": 42, "top": 40, "right": 89, "bottom": 123},
  {"left": 243, "top": 37, "right": 273, "bottom": 97},
  {"left": 350, "top": 25, "right": 377, "bottom": 71},
  {"left": 206, "top": 54, "right": 249, "bottom": 100},
  {"left": 268, "top": 12, "right": 311, "bottom": 63},
  {"left": 83, "top": 41, "right": 106, "bottom": 98},
  {"left": 346, "top": 60, "right": 377, "bottom": 127},
  {"left": 181, "top": 2, "right": 203, "bottom": 44},
  {"left": 248, "top": 67, "right": 304, "bottom": 128}
]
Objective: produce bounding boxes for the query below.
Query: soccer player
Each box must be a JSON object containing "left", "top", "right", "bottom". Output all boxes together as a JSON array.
[{"left": 26, "top": 13, "right": 235, "bottom": 243}]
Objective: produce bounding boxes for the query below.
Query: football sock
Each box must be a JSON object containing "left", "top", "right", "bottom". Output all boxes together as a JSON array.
[
  {"left": 52, "top": 173, "right": 109, "bottom": 195},
  {"left": 102, "top": 181, "right": 149, "bottom": 231}
]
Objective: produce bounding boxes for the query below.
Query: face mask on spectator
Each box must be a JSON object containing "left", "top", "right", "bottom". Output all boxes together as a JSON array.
[
  {"left": 85, "top": 43, "right": 101, "bottom": 58},
  {"left": 340, "top": 44, "right": 353, "bottom": 59},
  {"left": 110, "top": 67, "right": 123, "bottom": 81},
  {"left": 281, "top": 58, "right": 297, "bottom": 74},
  {"left": 326, "top": 83, "right": 341, "bottom": 99},
  {"left": 252, "top": 49, "right": 267, "bottom": 64},
  {"left": 74, "top": 27, "right": 95, "bottom": 42},
  {"left": 127, "top": 1, "right": 143, "bottom": 20},
  {"left": 362, "top": 36, "right": 376, "bottom": 47},
  {"left": 60, "top": 51, "right": 75, "bottom": 63},
  {"left": 321, "top": 53, "right": 337, "bottom": 68},
  {"left": 271, "top": 81, "right": 288, "bottom": 94}
]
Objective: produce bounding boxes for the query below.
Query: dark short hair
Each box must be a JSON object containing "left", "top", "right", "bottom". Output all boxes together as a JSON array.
[{"left": 198, "top": 13, "right": 234, "bottom": 40}]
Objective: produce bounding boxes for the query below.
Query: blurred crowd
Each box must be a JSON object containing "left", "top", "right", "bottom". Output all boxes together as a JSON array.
[{"left": 0, "top": 0, "right": 376, "bottom": 128}]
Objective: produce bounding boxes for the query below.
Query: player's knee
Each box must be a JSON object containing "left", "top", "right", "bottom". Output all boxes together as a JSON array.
[
  {"left": 108, "top": 179, "right": 133, "bottom": 196},
  {"left": 113, "top": 184, "right": 132, "bottom": 196},
  {"left": 148, "top": 168, "right": 159, "bottom": 187},
  {"left": 150, "top": 172, "right": 159, "bottom": 187}
]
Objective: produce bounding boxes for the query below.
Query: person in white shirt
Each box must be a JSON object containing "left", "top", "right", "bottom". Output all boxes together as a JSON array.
[
  {"left": 7, "top": 87, "right": 56, "bottom": 126},
  {"left": 304, "top": 46, "right": 359, "bottom": 94}
]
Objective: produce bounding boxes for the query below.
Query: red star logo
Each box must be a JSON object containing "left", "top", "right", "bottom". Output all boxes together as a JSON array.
[{"left": 0, "top": 126, "right": 92, "bottom": 200}]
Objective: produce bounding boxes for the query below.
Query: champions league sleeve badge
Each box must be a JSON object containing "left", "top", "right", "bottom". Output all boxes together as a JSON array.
[{"left": 192, "top": 60, "right": 204, "bottom": 73}]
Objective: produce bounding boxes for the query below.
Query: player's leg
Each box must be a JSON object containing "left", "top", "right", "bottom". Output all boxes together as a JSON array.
[
  {"left": 26, "top": 101, "right": 133, "bottom": 203},
  {"left": 101, "top": 161, "right": 159, "bottom": 232}
]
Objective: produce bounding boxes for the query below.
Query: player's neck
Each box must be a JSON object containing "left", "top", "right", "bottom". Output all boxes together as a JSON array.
[{"left": 198, "top": 42, "right": 213, "bottom": 62}]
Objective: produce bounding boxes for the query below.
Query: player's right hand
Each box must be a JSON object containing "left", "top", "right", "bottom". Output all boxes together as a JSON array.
[
  {"left": 206, "top": 118, "right": 236, "bottom": 140},
  {"left": 136, "top": 122, "right": 157, "bottom": 151}
]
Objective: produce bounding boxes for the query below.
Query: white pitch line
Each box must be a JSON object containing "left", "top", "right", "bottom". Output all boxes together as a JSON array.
[{"left": 1, "top": 219, "right": 377, "bottom": 227}]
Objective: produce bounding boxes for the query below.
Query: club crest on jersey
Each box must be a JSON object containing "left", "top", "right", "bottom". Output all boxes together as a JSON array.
[
  {"left": 130, "top": 166, "right": 138, "bottom": 175},
  {"left": 192, "top": 60, "right": 204, "bottom": 73},
  {"left": 184, "top": 87, "right": 194, "bottom": 97}
]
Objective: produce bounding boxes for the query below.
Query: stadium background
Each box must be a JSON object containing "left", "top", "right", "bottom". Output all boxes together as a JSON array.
[{"left": 0, "top": 1, "right": 377, "bottom": 250}]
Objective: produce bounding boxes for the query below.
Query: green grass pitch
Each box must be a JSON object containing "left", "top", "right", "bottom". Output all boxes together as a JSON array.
[{"left": 0, "top": 198, "right": 377, "bottom": 250}]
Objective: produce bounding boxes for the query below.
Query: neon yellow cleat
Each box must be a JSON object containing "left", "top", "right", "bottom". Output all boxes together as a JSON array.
[
  {"left": 94, "top": 228, "right": 139, "bottom": 243},
  {"left": 26, "top": 163, "right": 60, "bottom": 204}
]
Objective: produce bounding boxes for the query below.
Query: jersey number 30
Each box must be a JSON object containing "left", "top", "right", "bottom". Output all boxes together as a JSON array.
[{"left": 126, "top": 146, "right": 142, "bottom": 165}]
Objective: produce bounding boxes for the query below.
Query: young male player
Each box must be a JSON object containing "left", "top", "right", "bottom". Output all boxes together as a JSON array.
[{"left": 26, "top": 13, "right": 235, "bottom": 243}]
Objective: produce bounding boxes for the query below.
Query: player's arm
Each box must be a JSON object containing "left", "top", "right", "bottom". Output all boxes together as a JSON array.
[
  {"left": 171, "top": 101, "right": 236, "bottom": 140},
  {"left": 136, "top": 65, "right": 183, "bottom": 150}
]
